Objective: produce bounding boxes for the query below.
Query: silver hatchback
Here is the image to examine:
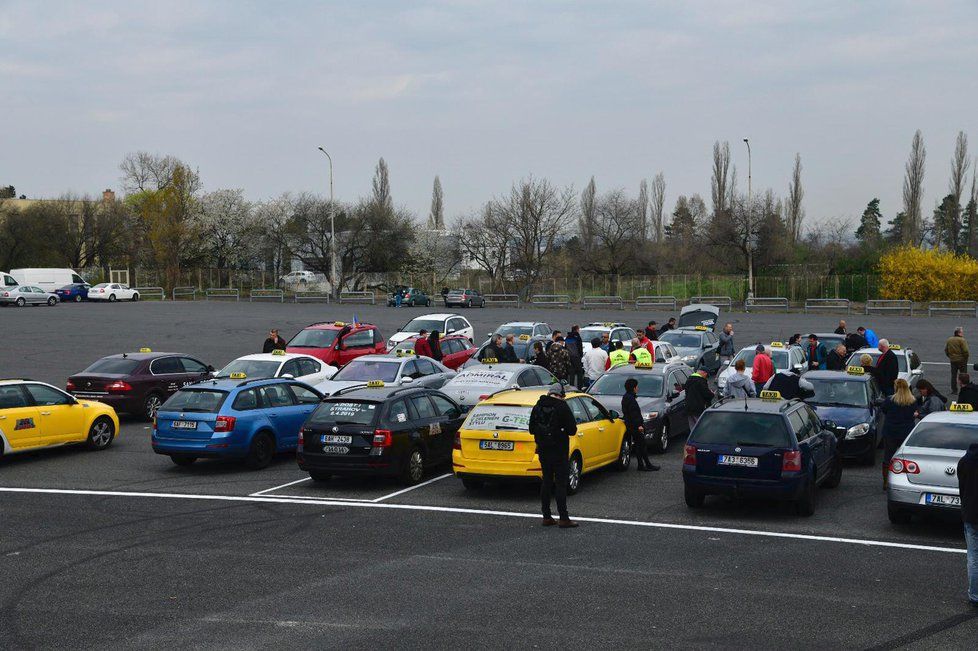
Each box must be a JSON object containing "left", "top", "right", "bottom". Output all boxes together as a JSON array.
[
  {"left": 886, "top": 407, "right": 978, "bottom": 524},
  {"left": 0, "top": 285, "right": 59, "bottom": 307}
]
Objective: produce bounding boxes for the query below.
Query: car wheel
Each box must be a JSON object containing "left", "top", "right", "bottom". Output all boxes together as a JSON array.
[
  {"left": 461, "top": 476, "right": 483, "bottom": 491},
  {"left": 401, "top": 447, "right": 425, "bottom": 485},
  {"left": 143, "top": 394, "right": 163, "bottom": 421},
  {"left": 245, "top": 432, "right": 276, "bottom": 470},
  {"left": 795, "top": 474, "right": 816, "bottom": 516},
  {"left": 309, "top": 471, "right": 331, "bottom": 482},
  {"left": 859, "top": 442, "right": 876, "bottom": 466},
  {"left": 822, "top": 455, "right": 842, "bottom": 489},
  {"left": 132, "top": 293, "right": 139, "bottom": 302},
  {"left": 613, "top": 435, "right": 631, "bottom": 471},
  {"left": 566, "top": 453, "right": 583, "bottom": 495},
  {"left": 86, "top": 417, "right": 115, "bottom": 450},
  {"left": 684, "top": 484, "right": 705, "bottom": 508},
  {"left": 47, "top": 297, "right": 56, "bottom": 306},
  {"left": 170, "top": 455, "right": 197, "bottom": 467},
  {"left": 74, "top": 294, "right": 82, "bottom": 302},
  {"left": 15, "top": 297, "right": 25, "bottom": 307},
  {"left": 651, "top": 422, "right": 670, "bottom": 454},
  {"left": 887, "top": 501, "right": 912, "bottom": 525},
  {"left": 109, "top": 294, "right": 117, "bottom": 302}
]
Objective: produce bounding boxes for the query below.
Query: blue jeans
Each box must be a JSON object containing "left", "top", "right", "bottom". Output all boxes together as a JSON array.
[{"left": 966, "top": 522, "right": 978, "bottom": 603}]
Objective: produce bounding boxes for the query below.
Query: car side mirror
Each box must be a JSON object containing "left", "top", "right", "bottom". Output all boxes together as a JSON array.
[
  {"left": 667, "top": 391, "right": 679, "bottom": 401},
  {"left": 608, "top": 409, "right": 621, "bottom": 420},
  {"left": 447, "top": 328, "right": 456, "bottom": 334},
  {"left": 721, "top": 360, "right": 730, "bottom": 368},
  {"left": 795, "top": 363, "right": 805, "bottom": 372},
  {"left": 282, "top": 373, "right": 295, "bottom": 379},
  {"left": 703, "top": 343, "right": 711, "bottom": 350},
  {"left": 400, "top": 376, "right": 414, "bottom": 384},
  {"left": 911, "top": 368, "right": 922, "bottom": 376},
  {"left": 206, "top": 364, "right": 215, "bottom": 372}
]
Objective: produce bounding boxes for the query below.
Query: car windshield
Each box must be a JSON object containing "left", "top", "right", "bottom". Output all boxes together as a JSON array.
[
  {"left": 463, "top": 405, "right": 531, "bottom": 431},
  {"left": 808, "top": 379, "right": 868, "bottom": 407},
  {"left": 82, "top": 358, "right": 141, "bottom": 375},
  {"left": 91, "top": 283, "right": 110, "bottom": 289},
  {"left": 161, "top": 389, "right": 227, "bottom": 413},
  {"left": 733, "top": 349, "right": 791, "bottom": 370},
  {"left": 590, "top": 373, "right": 664, "bottom": 397},
  {"left": 692, "top": 412, "right": 793, "bottom": 447},
  {"left": 579, "top": 328, "right": 608, "bottom": 343},
  {"left": 333, "top": 360, "right": 401, "bottom": 382},
  {"left": 846, "top": 352, "right": 908, "bottom": 372},
  {"left": 402, "top": 318, "right": 445, "bottom": 333},
  {"left": 660, "top": 332, "right": 701, "bottom": 348},
  {"left": 308, "top": 400, "right": 378, "bottom": 427},
  {"left": 476, "top": 341, "right": 531, "bottom": 361},
  {"left": 905, "top": 422, "right": 978, "bottom": 450},
  {"left": 494, "top": 324, "right": 533, "bottom": 337},
  {"left": 218, "top": 360, "right": 280, "bottom": 378},
  {"left": 446, "top": 368, "right": 516, "bottom": 387},
  {"left": 288, "top": 329, "right": 339, "bottom": 349}
]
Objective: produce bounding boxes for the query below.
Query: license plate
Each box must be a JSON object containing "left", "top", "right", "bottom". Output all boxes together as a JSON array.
[
  {"left": 718, "top": 454, "right": 758, "bottom": 467},
  {"left": 479, "top": 440, "right": 515, "bottom": 451},
  {"left": 321, "top": 434, "right": 352, "bottom": 444},
  {"left": 321, "top": 445, "right": 350, "bottom": 454},
  {"left": 172, "top": 420, "right": 197, "bottom": 430},
  {"left": 925, "top": 493, "right": 961, "bottom": 506}
]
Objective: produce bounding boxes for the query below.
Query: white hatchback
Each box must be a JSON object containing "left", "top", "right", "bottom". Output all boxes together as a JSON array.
[
  {"left": 214, "top": 352, "right": 336, "bottom": 385},
  {"left": 88, "top": 283, "right": 139, "bottom": 302}
]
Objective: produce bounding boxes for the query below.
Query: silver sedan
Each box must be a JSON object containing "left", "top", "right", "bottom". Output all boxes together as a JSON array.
[
  {"left": 440, "top": 363, "right": 557, "bottom": 409},
  {"left": 0, "top": 285, "right": 59, "bottom": 307}
]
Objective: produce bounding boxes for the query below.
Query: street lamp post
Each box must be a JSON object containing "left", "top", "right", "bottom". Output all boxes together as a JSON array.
[
  {"left": 317, "top": 147, "right": 337, "bottom": 297},
  {"left": 743, "top": 138, "right": 753, "bottom": 299}
]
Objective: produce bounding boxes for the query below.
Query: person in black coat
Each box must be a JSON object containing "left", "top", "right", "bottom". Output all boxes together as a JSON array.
[
  {"left": 871, "top": 340, "right": 899, "bottom": 396},
  {"left": 428, "top": 331, "right": 443, "bottom": 362},
  {"left": 879, "top": 379, "right": 918, "bottom": 488},
  {"left": 957, "top": 373, "right": 978, "bottom": 411},
  {"left": 956, "top": 443, "right": 978, "bottom": 606},
  {"left": 262, "top": 329, "right": 287, "bottom": 353},
  {"left": 529, "top": 384, "right": 579, "bottom": 528},
  {"left": 684, "top": 369, "right": 714, "bottom": 431},
  {"left": 845, "top": 331, "right": 867, "bottom": 354},
  {"left": 622, "top": 378, "right": 658, "bottom": 472},
  {"left": 825, "top": 343, "right": 847, "bottom": 371}
]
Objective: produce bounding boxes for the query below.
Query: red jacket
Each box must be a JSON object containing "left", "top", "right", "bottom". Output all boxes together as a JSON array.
[
  {"left": 751, "top": 353, "right": 774, "bottom": 384},
  {"left": 414, "top": 337, "right": 432, "bottom": 357}
]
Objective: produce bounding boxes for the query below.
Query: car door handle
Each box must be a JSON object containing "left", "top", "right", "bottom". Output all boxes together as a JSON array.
[
  {"left": 0, "top": 415, "right": 5, "bottom": 420},
  {"left": 598, "top": 427, "right": 605, "bottom": 432},
  {"left": 576, "top": 432, "right": 584, "bottom": 437},
  {"left": 269, "top": 414, "right": 277, "bottom": 418},
  {"left": 41, "top": 411, "right": 52, "bottom": 416}
]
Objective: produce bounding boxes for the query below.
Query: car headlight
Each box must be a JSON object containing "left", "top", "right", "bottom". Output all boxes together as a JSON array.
[
  {"left": 642, "top": 411, "right": 659, "bottom": 421},
  {"left": 845, "top": 423, "right": 871, "bottom": 439}
]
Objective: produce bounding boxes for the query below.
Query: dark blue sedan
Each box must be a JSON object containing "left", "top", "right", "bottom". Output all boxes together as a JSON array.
[
  {"left": 56, "top": 283, "right": 91, "bottom": 302},
  {"left": 682, "top": 392, "right": 842, "bottom": 516},
  {"left": 805, "top": 368, "right": 882, "bottom": 466}
]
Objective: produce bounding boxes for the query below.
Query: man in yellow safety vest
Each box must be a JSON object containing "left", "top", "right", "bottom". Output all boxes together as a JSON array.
[
  {"left": 608, "top": 340, "right": 630, "bottom": 369},
  {"left": 630, "top": 338, "right": 653, "bottom": 366}
]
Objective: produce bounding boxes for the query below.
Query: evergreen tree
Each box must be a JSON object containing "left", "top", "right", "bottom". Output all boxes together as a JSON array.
[
  {"left": 664, "top": 196, "right": 696, "bottom": 243},
  {"left": 0, "top": 185, "right": 15, "bottom": 199},
  {"left": 856, "top": 198, "right": 882, "bottom": 245},
  {"left": 885, "top": 211, "right": 908, "bottom": 245},
  {"left": 931, "top": 194, "right": 955, "bottom": 250},
  {"left": 964, "top": 196, "right": 977, "bottom": 257}
]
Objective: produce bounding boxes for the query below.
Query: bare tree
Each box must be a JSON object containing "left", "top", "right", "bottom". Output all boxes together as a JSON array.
[
  {"left": 901, "top": 130, "right": 926, "bottom": 245},
  {"left": 948, "top": 131, "right": 970, "bottom": 253},
  {"left": 637, "top": 179, "right": 649, "bottom": 241},
  {"left": 785, "top": 153, "right": 805, "bottom": 244},
  {"left": 428, "top": 175, "right": 444, "bottom": 230},
  {"left": 650, "top": 172, "right": 666, "bottom": 243},
  {"left": 711, "top": 141, "right": 731, "bottom": 219},
  {"left": 453, "top": 204, "right": 510, "bottom": 288},
  {"left": 119, "top": 151, "right": 199, "bottom": 195},
  {"left": 579, "top": 176, "right": 597, "bottom": 251},
  {"left": 372, "top": 158, "right": 392, "bottom": 211},
  {"left": 584, "top": 189, "right": 643, "bottom": 279}
]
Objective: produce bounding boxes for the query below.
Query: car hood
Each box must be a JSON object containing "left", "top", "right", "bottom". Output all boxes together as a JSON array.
[{"left": 810, "top": 404, "right": 871, "bottom": 428}]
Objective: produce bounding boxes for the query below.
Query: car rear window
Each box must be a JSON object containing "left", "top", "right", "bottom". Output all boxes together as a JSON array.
[
  {"left": 308, "top": 400, "right": 379, "bottom": 427},
  {"left": 219, "top": 360, "right": 280, "bottom": 378},
  {"left": 161, "top": 389, "right": 227, "bottom": 413},
  {"left": 463, "top": 405, "right": 531, "bottom": 431},
  {"left": 846, "top": 351, "right": 908, "bottom": 373},
  {"left": 494, "top": 324, "right": 533, "bottom": 337},
  {"left": 448, "top": 368, "right": 516, "bottom": 387},
  {"left": 692, "top": 412, "right": 793, "bottom": 447},
  {"left": 288, "top": 329, "right": 338, "bottom": 348},
  {"left": 333, "top": 360, "right": 401, "bottom": 382},
  {"left": 905, "top": 422, "right": 978, "bottom": 450},
  {"left": 734, "top": 349, "right": 791, "bottom": 370},
  {"left": 82, "top": 358, "right": 141, "bottom": 375},
  {"left": 589, "top": 373, "right": 663, "bottom": 397}
]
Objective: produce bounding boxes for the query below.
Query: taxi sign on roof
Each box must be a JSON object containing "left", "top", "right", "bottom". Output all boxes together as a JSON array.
[
  {"left": 634, "top": 361, "right": 654, "bottom": 369},
  {"left": 139, "top": 347, "right": 152, "bottom": 353},
  {"left": 333, "top": 321, "right": 346, "bottom": 327},
  {"left": 229, "top": 372, "right": 247, "bottom": 379},
  {"left": 482, "top": 357, "right": 499, "bottom": 365},
  {"left": 889, "top": 344, "right": 902, "bottom": 350},
  {"left": 694, "top": 325, "right": 709, "bottom": 331},
  {"left": 518, "top": 334, "right": 531, "bottom": 341},
  {"left": 950, "top": 402, "right": 974, "bottom": 412},
  {"left": 271, "top": 349, "right": 286, "bottom": 356},
  {"left": 846, "top": 365, "right": 865, "bottom": 375},
  {"left": 769, "top": 342, "right": 784, "bottom": 348},
  {"left": 366, "top": 380, "right": 385, "bottom": 388},
  {"left": 396, "top": 349, "right": 416, "bottom": 357},
  {"left": 759, "top": 390, "right": 782, "bottom": 401}
]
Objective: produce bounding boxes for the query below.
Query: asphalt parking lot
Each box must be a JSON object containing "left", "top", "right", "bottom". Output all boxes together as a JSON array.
[{"left": 2, "top": 301, "right": 977, "bottom": 648}]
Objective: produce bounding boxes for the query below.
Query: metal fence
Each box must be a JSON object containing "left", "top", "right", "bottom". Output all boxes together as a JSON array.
[
  {"left": 172, "top": 287, "right": 197, "bottom": 300},
  {"left": 484, "top": 293, "right": 520, "bottom": 307},
  {"left": 927, "top": 301, "right": 978, "bottom": 318},
  {"left": 249, "top": 289, "right": 285, "bottom": 303},
  {"left": 531, "top": 294, "right": 572, "bottom": 308},
  {"left": 865, "top": 299, "right": 913, "bottom": 316},
  {"left": 205, "top": 288, "right": 240, "bottom": 302},
  {"left": 745, "top": 297, "right": 789, "bottom": 313},
  {"left": 134, "top": 286, "right": 165, "bottom": 301},
  {"left": 804, "top": 298, "right": 851, "bottom": 314},
  {"left": 690, "top": 296, "right": 733, "bottom": 310},
  {"left": 294, "top": 291, "right": 331, "bottom": 304},
  {"left": 582, "top": 295, "right": 624, "bottom": 310},
  {"left": 338, "top": 291, "right": 376, "bottom": 304},
  {"left": 634, "top": 295, "right": 678, "bottom": 311}
]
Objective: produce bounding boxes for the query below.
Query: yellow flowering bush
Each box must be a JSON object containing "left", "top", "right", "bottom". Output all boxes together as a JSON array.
[{"left": 879, "top": 246, "right": 978, "bottom": 301}]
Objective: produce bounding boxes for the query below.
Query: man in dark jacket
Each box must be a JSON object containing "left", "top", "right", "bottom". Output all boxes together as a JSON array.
[
  {"left": 659, "top": 317, "right": 677, "bottom": 335},
  {"left": 684, "top": 368, "right": 714, "bottom": 431},
  {"left": 500, "top": 335, "right": 519, "bottom": 363},
  {"left": 834, "top": 320, "right": 847, "bottom": 336},
  {"left": 564, "top": 326, "right": 585, "bottom": 387},
  {"left": 825, "top": 344, "right": 847, "bottom": 371},
  {"left": 872, "top": 339, "right": 899, "bottom": 396},
  {"left": 764, "top": 368, "right": 815, "bottom": 401},
  {"left": 481, "top": 334, "right": 505, "bottom": 362},
  {"left": 645, "top": 321, "right": 658, "bottom": 341},
  {"left": 622, "top": 378, "right": 658, "bottom": 472},
  {"left": 547, "top": 337, "right": 572, "bottom": 382},
  {"left": 957, "top": 374, "right": 978, "bottom": 410},
  {"left": 530, "top": 384, "right": 579, "bottom": 528},
  {"left": 957, "top": 443, "right": 978, "bottom": 606},
  {"left": 262, "top": 329, "right": 287, "bottom": 353},
  {"left": 845, "top": 330, "right": 867, "bottom": 354},
  {"left": 805, "top": 333, "right": 828, "bottom": 370}
]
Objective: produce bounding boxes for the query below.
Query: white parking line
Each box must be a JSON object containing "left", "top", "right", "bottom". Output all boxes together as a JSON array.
[
  {"left": 371, "top": 473, "right": 451, "bottom": 503},
  {"left": 250, "top": 477, "right": 311, "bottom": 496},
  {"left": 0, "top": 486, "right": 965, "bottom": 555},
  {"left": 921, "top": 362, "right": 951, "bottom": 366}
]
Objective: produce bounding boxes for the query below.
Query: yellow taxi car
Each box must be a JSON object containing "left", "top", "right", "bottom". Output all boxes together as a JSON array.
[
  {"left": 0, "top": 379, "right": 120, "bottom": 457},
  {"left": 452, "top": 388, "right": 629, "bottom": 493}
]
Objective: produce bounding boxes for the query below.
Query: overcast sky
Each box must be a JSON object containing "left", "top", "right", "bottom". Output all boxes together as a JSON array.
[{"left": 2, "top": 1, "right": 977, "bottom": 229}]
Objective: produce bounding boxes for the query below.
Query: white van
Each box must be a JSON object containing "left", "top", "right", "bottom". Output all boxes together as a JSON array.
[
  {"left": 9, "top": 268, "right": 86, "bottom": 292},
  {"left": 1, "top": 272, "right": 18, "bottom": 288}
]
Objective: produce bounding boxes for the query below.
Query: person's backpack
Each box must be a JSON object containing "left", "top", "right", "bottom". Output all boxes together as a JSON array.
[{"left": 529, "top": 402, "right": 557, "bottom": 447}]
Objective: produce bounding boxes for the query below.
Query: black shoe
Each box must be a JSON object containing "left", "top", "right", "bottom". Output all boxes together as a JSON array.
[{"left": 643, "top": 464, "right": 660, "bottom": 471}]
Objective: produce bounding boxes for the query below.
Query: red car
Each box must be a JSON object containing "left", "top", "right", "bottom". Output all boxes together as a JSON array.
[
  {"left": 286, "top": 321, "right": 386, "bottom": 367},
  {"left": 390, "top": 334, "right": 476, "bottom": 370}
]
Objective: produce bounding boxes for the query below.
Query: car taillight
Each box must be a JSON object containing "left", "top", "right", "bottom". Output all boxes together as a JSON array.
[
  {"left": 889, "top": 458, "right": 920, "bottom": 474},
  {"left": 782, "top": 450, "right": 802, "bottom": 472},
  {"left": 214, "top": 416, "right": 236, "bottom": 432},
  {"left": 372, "top": 429, "right": 393, "bottom": 447},
  {"left": 453, "top": 432, "right": 461, "bottom": 450},
  {"left": 1, "top": 292, "right": 7, "bottom": 297},
  {"left": 478, "top": 394, "right": 490, "bottom": 401},
  {"left": 683, "top": 444, "right": 696, "bottom": 466},
  {"left": 105, "top": 380, "right": 132, "bottom": 393},
  {"left": 298, "top": 430, "right": 304, "bottom": 447},
  {"left": 66, "top": 379, "right": 76, "bottom": 391}
]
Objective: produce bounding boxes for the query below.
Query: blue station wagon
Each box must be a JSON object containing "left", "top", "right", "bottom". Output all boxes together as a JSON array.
[{"left": 151, "top": 377, "right": 323, "bottom": 469}]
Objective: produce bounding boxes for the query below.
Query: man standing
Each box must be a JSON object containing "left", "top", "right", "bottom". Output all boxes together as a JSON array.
[
  {"left": 659, "top": 317, "right": 677, "bottom": 335},
  {"left": 834, "top": 320, "right": 847, "bottom": 335},
  {"left": 957, "top": 374, "right": 978, "bottom": 410},
  {"left": 845, "top": 328, "right": 868, "bottom": 354},
  {"left": 873, "top": 339, "right": 899, "bottom": 397},
  {"left": 957, "top": 443, "right": 978, "bottom": 607},
  {"left": 262, "top": 329, "right": 287, "bottom": 353},
  {"left": 582, "top": 338, "right": 608, "bottom": 386},
  {"left": 547, "top": 336, "right": 572, "bottom": 382},
  {"left": 414, "top": 329, "right": 432, "bottom": 357},
  {"left": 751, "top": 345, "right": 774, "bottom": 395},
  {"left": 826, "top": 343, "right": 847, "bottom": 371},
  {"left": 607, "top": 340, "right": 629, "bottom": 369},
  {"left": 645, "top": 321, "right": 658, "bottom": 341},
  {"left": 718, "top": 323, "right": 735, "bottom": 365},
  {"left": 501, "top": 334, "right": 519, "bottom": 363},
  {"left": 805, "top": 333, "right": 828, "bottom": 370},
  {"left": 630, "top": 338, "right": 653, "bottom": 366},
  {"left": 545, "top": 330, "right": 562, "bottom": 353},
  {"left": 529, "top": 384, "right": 579, "bottom": 528},
  {"left": 564, "top": 325, "right": 585, "bottom": 387},
  {"left": 945, "top": 327, "right": 970, "bottom": 395},
  {"left": 622, "top": 378, "right": 658, "bottom": 472},
  {"left": 860, "top": 326, "right": 879, "bottom": 348},
  {"left": 684, "top": 368, "right": 714, "bottom": 431},
  {"left": 482, "top": 334, "right": 504, "bottom": 362}
]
